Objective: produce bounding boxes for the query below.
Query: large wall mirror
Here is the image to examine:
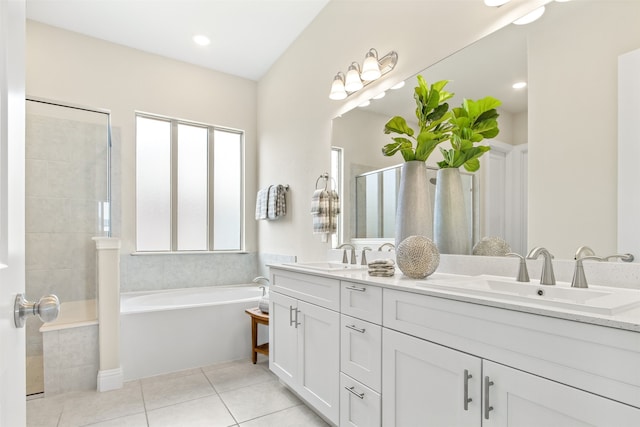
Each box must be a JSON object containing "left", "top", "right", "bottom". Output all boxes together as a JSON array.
[{"left": 332, "top": 0, "right": 640, "bottom": 260}]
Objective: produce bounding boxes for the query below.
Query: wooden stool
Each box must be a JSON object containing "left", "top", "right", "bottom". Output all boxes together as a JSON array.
[{"left": 245, "top": 307, "right": 269, "bottom": 364}]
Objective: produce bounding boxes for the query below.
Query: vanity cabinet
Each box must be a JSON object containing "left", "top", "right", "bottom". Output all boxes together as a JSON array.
[{"left": 269, "top": 270, "right": 340, "bottom": 425}]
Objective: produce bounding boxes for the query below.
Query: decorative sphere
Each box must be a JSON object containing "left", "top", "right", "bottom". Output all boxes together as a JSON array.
[
  {"left": 396, "top": 235, "right": 440, "bottom": 279},
  {"left": 472, "top": 236, "right": 511, "bottom": 256}
]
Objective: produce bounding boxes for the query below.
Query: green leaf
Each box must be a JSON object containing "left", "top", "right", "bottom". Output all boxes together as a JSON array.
[
  {"left": 464, "top": 158, "right": 480, "bottom": 172},
  {"left": 384, "top": 116, "right": 414, "bottom": 136},
  {"left": 415, "top": 130, "right": 442, "bottom": 161},
  {"left": 425, "top": 103, "right": 449, "bottom": 122}
]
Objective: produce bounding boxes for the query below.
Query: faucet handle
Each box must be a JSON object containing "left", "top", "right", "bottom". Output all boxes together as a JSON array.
[
  {"left": 603, "top": 253, "right": 634, "bottom": 262},
  {"left": 506, "top": 253, "right": 530, "bottom": 282}
]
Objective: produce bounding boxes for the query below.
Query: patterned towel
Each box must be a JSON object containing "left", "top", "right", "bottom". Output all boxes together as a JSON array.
[
  {"left": 311, "top": 189, "right": 340, "bottom": 234},
  {"left": 268, "top": 185, "right": 287, "bottom": 219}
]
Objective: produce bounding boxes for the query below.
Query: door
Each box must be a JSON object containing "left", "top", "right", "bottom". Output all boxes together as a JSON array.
[
  {"left": 297, "top": 300, "right": 339, "bottom": 425},
  {"left": 482, "top": 360, "right": 640, "bottom": 427},
  {"left": 382, "top": 328, "right": 482, "bottom": 427},
  {"left": 0, "top": 0, "right": 26, "bottom": 425},
  {"left": 269, "top": 291, "right": 298, "bottom": 384}
]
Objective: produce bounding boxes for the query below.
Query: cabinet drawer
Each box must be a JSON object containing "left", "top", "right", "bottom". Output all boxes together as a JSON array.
[
  {"left": 340, "top": 281, "right": 382, "bottom": 324},
  {"left": 340, "top": 373, "right": 381, "bottom": 427},
  {"left": 270, "top": 268, "right": 339, "bottom": 310},
  {"left": 341, "top": 315, "right": 381, "bottom": 391}
]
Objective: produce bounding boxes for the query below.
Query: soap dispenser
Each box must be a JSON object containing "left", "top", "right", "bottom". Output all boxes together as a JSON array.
[{"left": 253, "top": 276, "right": 270, "bottom": 313}]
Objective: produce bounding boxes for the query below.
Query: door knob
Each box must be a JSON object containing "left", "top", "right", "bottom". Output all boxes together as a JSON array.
[{"left": 14, "top": 294, "right": 60, "bottom": 328}]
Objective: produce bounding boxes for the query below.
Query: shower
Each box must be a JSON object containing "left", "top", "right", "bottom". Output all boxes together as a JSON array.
[{"left": 25, "top": 98, "right": 112, "bottom": 396}]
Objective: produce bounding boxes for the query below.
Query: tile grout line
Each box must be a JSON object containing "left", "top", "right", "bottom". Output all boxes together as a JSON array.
[{"left": 201, "top": 367, "right": 240, "bottom": 426}]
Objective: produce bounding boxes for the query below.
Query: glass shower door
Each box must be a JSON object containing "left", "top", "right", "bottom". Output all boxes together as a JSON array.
[{"left": 25, "top": 99, "right": 111, "bottom": 396}]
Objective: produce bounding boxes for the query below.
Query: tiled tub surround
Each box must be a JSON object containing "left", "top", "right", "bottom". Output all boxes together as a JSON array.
[{"left": 41, "top": 300, "right": 99, "bottom": 395}]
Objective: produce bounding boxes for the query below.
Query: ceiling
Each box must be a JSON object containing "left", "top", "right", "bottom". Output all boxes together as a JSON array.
[{"left": 25, "top": 0, "right": 330, "bottom": 81}]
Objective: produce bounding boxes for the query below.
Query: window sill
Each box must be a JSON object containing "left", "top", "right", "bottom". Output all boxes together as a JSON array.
[{"left": 130, "top": 251, "right": 249, "bottom": 256}]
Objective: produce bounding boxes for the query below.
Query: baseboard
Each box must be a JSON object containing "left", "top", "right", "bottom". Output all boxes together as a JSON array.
[{"left": 97, "top": 367, "right": 123, "bottom": 392}]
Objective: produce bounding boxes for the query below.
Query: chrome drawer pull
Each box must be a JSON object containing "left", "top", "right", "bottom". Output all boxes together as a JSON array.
[
  {"left": 344, "top": 386, "right": 365, "bottom": 399},
  {"left": 484, "top": 376, "right": 494, "bottom": 420},
  {"left": 289, "top": 305, "right": 295, "bottom": 327},
  {"left": 345, "top": 285, "right": 366, "bottom": 292},
  {"left": 346, "top": 324, "right": 366, "bottom": 333},
  {"left": 463, "top": 369, "right": 472, "bottom": 410},
  {"left": 294, "top": 308, "right": 301, "bottom": 329}
]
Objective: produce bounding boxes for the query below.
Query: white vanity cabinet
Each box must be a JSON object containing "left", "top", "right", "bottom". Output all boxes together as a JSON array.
[
  {"left": 339, "top": 281, "right": 383, "bottom": 427},
  {"left": 269, "top": 269, "right": 340, "bottom": 425},
  {"left": 383, "top": 288, "right": 640, "bottom": 427}
]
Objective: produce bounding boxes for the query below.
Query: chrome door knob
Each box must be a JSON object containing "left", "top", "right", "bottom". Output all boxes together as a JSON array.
[{"left": 14, "top": 294, "right": 60, "bottom": 328}]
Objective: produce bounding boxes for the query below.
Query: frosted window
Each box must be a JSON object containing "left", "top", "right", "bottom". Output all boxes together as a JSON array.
[
  {"left": 177, "top": 124, "right": 208, "bottom": 250},
  {"left": 213, "top": 130, "right": 242, "bottom": 250},
  {"left": 136, "top": 117, "right": 171, "bottom": 251}
]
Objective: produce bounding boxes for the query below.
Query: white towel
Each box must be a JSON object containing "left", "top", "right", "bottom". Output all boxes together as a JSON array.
[{"left": 255, "top": 188, "right": 269, "bottom": 220}]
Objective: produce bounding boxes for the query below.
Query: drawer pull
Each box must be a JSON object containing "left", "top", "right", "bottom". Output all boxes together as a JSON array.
[
  {"left": 345, "top": 285, "right": 367, "bottom": 292},
  {"left": 346, "top": 324, "right": 366, "bottom": 333},
  {"left": 463, "top": 369, "right": 472, "bottom": 410},
  {"left": 344, "top": 385, "right": 365, "bottom": 399},
  {"left": 289, "top": 305, "right": 295, "bottom": 327},
  {"left": 484, "top": 376, "right": 494, "bottom": 420}
]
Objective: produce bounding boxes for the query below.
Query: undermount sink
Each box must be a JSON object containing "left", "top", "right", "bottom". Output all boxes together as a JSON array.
[
  {"left": 283, "top": 261, "right": 367, "bottom": 272},
  {"left": 416, "top": 274, "right": 640, "bottom": 315}
]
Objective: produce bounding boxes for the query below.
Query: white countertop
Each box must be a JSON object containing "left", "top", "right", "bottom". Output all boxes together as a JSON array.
[{"left": 269, "top": 264, "right": 640, "bottom": 333}]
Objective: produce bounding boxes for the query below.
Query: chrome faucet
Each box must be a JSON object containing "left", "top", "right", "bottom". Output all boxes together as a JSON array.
[
  {"left": 361, "top": 247, "right": 372, "bottom": 265},
  {"left": 252, "top": 276, "right": 270, "bottom": 285},
  {"left": 574, "top": 245, "right": 596, "bottom": 260},
  {"left": 337, "top": 244, "right": 357, "bottom": 264},
  {"left": 377, "top": 242, "right": 395, "bottom": 251},
  {"left": 526, "top": 247, "right": 555, "bottom": 285},
  {"left": 506, "top": 253, "right": 530, "bottom": 282},
  {"left": 571, "top": 255, "right": 603, "bottom": 288}
]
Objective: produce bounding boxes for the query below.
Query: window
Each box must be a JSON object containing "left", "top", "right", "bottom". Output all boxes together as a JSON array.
[
  {"left": 331, "top": 146, "right": 344, "bottom": 247},
  {"left": 136, "top": 114, "right": 244, "bottom": 252}
]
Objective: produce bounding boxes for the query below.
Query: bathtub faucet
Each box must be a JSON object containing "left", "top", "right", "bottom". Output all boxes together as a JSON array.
[{"left": 252, "top": 276, "right": 270, "bottom": 286}]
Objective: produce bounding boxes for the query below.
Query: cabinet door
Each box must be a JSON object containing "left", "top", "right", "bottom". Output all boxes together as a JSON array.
[
  {"left": 269, "top": 291, "right": 298, "bottom": 386},
  {"left": 297, "top": 300, "right": 340, "bottom": 425},
  {"left": 482, "top": 360, "right": 640, "bottom": 427},
  {"left": 382, "top": 329, "right": 481, "bottom": 427}
]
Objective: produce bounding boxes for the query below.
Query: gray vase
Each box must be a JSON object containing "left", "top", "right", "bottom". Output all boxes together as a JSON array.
[
  {"left": 433, "top": 168, "right": 471, "bottom": 254},
  {"left": 395, "top": 161, "right": 432, "bottom": 248}
]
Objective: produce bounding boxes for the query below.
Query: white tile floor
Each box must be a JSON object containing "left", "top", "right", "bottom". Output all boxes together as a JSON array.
[{"left": 27, "top": 358, "right": 330, "bottom": 427}]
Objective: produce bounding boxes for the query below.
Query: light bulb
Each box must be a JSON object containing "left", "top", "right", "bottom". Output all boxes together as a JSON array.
[
  {"left": 344, "top": 63, "right": 363, "bottom": 92},
  {"left": 361, "top": 49, "right": 382, "bottom": 81},
  {"left": 513, "top": 6, "right": 545, "bottom": 25},
  {"left": 484, "top": 0, "right": 511, "bottom": 6},
  {"left": 512, "top": 81, "right": 527, "bottom": 89},
  {"left": 329, "top": 73, "right": 347, "bottom": 100}
]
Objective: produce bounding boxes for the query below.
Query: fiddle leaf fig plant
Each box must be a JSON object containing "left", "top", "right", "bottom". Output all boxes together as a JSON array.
[
  {"left": 437, "top": 96, "right": 501, "bottom": 172},
  {"left": 382, "top": 75, "right": 454, "bottom": 162}
]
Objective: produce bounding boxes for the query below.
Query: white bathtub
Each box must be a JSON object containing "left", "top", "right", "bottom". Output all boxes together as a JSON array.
[{"left": 120, "top": 285, "right": 262, "bottom": 381}]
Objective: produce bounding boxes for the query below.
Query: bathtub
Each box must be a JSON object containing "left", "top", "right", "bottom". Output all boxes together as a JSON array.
[{"left": 120, "top": 285, "right": 263, "bottom": 381}]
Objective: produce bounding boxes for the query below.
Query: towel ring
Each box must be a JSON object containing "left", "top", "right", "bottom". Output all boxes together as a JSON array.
[{"left": 315, "top": 173, "right": 336, "bottom": 191}]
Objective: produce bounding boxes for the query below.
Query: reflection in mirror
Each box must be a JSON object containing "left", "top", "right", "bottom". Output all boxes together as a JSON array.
[
  {"left": 333, "top": 1, "right": 640, "bottom": 260},
  {"left": 354, "top": 165, "right": 476, "bottom": 251}
]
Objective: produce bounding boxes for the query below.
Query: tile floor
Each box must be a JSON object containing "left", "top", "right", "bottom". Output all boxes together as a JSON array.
[{"left": 27, "top": 358, "right": 330, "bottom": 427}]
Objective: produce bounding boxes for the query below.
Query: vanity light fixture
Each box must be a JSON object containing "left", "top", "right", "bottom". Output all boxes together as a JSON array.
[
  {"left": 358, "top": 100, "right": 371, "bottom": 108},
  {"left": 512, "top": 81, "right": 527, "bottom": 89},
  {"left": 390, "top": 81, "right": 406, "bottom": 90},
  {"left": 328, "top": 48, "right": 398, "bottom": 100},
  {"left": 513, "top": 6, "right": 545, "bottom": 25},
  {"left": 372, "top": 91, "right": 386, "bottom": 100}
]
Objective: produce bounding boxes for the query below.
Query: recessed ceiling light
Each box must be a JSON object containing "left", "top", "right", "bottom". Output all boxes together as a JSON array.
[
  {"left": 390, "top": 81, "right": 405, "bottom": 90},
  {"left": 193, "top": 35, "right": 211, "bottom": 46},
  {"left": 512, "top": 81, "right": 527, "bottom": 89},
  {"left": 484, "top": 0, "right": 511, "bottom": 6},
  {"left": 513, "top": 6, "right": 545, "bottom": 25}
]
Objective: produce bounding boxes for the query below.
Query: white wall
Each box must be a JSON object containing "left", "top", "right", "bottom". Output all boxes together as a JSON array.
[
  {"left": 528, "top": 1, "right": 640, "bottom": 258},
  {"left": 257, "top": 0, "right": 548, "bottom": 262},
  {"left": 26, "top": 21, "right": 258, "bottom": 258}
]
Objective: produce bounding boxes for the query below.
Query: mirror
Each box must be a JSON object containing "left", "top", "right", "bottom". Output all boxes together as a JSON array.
[{"left": 332, "top": 0, "right": 640, "bottom": 260}]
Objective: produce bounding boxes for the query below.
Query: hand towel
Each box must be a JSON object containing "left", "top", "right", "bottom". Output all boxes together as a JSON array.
[
  {"left": 255, "top": 188, "right": 270, "bottom": 220},
  {"left": 268, "top": 185, "right": 287, "bottom": 219}
]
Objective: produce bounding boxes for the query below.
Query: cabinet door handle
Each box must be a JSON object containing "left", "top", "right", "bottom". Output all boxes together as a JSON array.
[
  {"left": 294, "top": 308, "right": 301, "bottom": 328},
  {"left": 344, "top": 385, "right": 365, "bottom": 399},
  {"left": 463, "top": 369, "right": 473, "bottom": 410},
  {"left": 289, "top": 305, "right": 295, "bottom": 327},
  {"left": 484, "top": 376, "right": 494, "bottom": 420},
  {"left": 345, "top": 324, "right": 366, "bottom": 333},
  {"left": 345, "top": 285, "right": 366, "bottom": 292}
]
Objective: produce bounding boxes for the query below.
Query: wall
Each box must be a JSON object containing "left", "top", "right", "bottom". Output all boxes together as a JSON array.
[
  {"left": 257, "top": 0, "right": 548, "bottom": 262},
  {"left": 26, "top": 21, "right": 260, "bottom": 289},
  {"left": 528, "top": 1, "right": 640, "bottom": 258}
]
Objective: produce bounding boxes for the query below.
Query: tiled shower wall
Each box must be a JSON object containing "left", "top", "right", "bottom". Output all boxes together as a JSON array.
[{"left": 25, "top": 105, "right": 112, "bottom": 358}]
